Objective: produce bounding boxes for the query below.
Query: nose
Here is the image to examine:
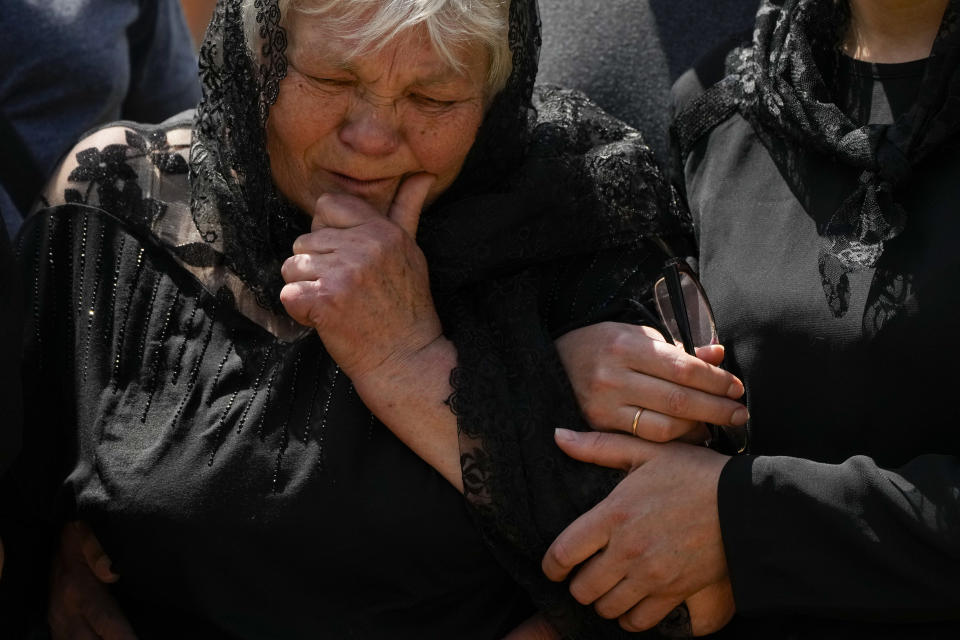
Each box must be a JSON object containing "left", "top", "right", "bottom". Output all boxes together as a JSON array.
[{"left": 338, "top": 94, "right": 401, "bottom": 157}]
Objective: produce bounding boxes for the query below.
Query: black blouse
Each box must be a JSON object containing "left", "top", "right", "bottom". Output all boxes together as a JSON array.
[
  {"left": 5, "top": 122, "right": 534, "bottom": 639},
  {"left": 4, "top": 102, "right": 674, "bottom": 637},
  {"left": 674, "top": 51, "right": 960, "bottom": 638},
  {"left": 0, "top": 219, "right": 22, "bottom": 474}
]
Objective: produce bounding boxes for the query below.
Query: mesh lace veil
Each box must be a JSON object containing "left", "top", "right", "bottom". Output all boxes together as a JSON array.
[{"left": 190, "top": 0, "right": 547, "bottom": 310}]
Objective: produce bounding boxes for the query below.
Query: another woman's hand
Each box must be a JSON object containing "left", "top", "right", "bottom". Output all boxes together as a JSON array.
[
  {"left": 501, "top": 613, "right": 560, "bottom": 639},
  {"left": 555, "top": 322, "right": 746, "bottom": 443},
  {"left": 49, "top": 521, "right": 136, "bottom": 640},
  {"left": 542, "top": 430, "right": 734, "bottom": 636},
  {"left": 280, "top": 174, "right": 441, "bottom": 380}
]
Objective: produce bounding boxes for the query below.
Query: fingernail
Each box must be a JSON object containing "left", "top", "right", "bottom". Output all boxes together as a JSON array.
[
  {"left": 95, "top": 555, "right": 115, "bottom": 578},
  {"left": 555, "top": 428, "right": 577, "bottom": 442},
  {"left": 727, "top": 381, "right": 745, "bottom": 399},
  {"left": 731, "top": 407, "right": 749, "bottom": 427}
]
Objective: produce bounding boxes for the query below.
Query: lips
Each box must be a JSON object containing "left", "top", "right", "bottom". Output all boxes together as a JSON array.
[{"left": 324, "top": 170, "right": 399, "bottom": 195}]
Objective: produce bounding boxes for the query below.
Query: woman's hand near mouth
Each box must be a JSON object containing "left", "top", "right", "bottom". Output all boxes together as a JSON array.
[
  {"left": 280, "top": 171, "right": 466, "bottom": 488},
  {"left": 280, "top": 171, "right": 439, "bottom": 378}
]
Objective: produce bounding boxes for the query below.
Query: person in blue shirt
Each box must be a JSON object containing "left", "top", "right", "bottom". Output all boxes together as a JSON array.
[{"left": 0, "top": 0, "right": 201, "bottom": 237}]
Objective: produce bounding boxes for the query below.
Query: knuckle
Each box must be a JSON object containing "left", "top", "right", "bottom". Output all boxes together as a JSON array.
[
  {"left": 280, "top": 256, "right": 297, "bottom": 281},
  {"left": 360, "top": 234, "right": 387, "bottom": 260},
  {"left": 585, "top": 367, "right": 614, "bottom": 395},
  {"left": 621, "top": 535, "right": 648, "bottom": 560},
  {"left": 594, "top": 600, "right": 621, "bottom": 620},
  {"left": 648, "top": 420, "right": 675, "bottom": 443},
  {"left": 568, "top": 579, "right": 597, "bottom": 605},
  {"left": 665, "top": 387, "right": 690, "bottom": 416},
  {"left": 546, "top": 540, "right": 575, "bottom": 572},
  {"left": 291, "top": 235, "right": 306, "bottom": 254},
  {"left": 671, "top": 355, "right": 695, "bottom": 385},
  {"left": 640, "top": 324, "right": 666, "bottom": 340},
  {"left": 607, "top": 328, "right": 633, "bottom": 358},
  {"left": 605, "top": 503, "right": 630, "bottom": 529},
  {"left": 644, "top": 562, "right": 674, "bottom": 589},
  {"left": 623, "top": 608, "right": 658, "bottom": 632}
]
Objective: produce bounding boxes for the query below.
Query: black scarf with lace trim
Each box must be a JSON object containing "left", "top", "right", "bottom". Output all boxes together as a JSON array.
[
  {"left": 673, "top": 0, "right": 960, "bottom": 317},
  {"left": 189, "top": 1, "right": 686, "bottom": 637}
]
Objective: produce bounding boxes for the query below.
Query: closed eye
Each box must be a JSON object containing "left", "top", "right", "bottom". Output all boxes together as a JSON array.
[
  {"left": 308, "top": 76, "right": 356, "bottom": 87},
  {"left": 409, "top": 93, "right": 458, "bottom": 110}
]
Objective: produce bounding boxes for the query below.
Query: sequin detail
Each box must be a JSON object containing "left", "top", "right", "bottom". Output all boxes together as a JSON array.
[
  {"left": 140, "top": 289, "right": 180, "bottom": 423},
  {"left": 207, "top": 331, "right": 236, "bottom": 406},
  {"left": 236, "top": 343, "right": 274, "bottom": 436},
  {"left": 271, "top": 349, "right": 301, "bottom": 494},
  {"left": 81, "top": 223, "right": 107, "bottom": 382},
  {"left": 111, "top": 247, "right": 146, "bottom": 385},
  {"left": 170, "top": 306, "right": 217, "bottom": 431},
  {"left": 314, "top": 366, "right": 340, "bottom": 471},
  {"left": 171, "top": 296, "right": 200, "bottom": 386}
]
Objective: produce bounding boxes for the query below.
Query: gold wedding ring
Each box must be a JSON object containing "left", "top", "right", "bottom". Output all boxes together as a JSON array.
[{"left": 631, "top": 407, "right": 645, "bottom": 436}]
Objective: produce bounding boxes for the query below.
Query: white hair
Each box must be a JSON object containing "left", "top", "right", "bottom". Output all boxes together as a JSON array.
[{"left": 241, "top": 0, "right": 512, "bottom": 95}]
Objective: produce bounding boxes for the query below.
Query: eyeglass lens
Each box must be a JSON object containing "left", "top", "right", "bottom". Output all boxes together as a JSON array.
[{"left": 654, "top": 271, "right": 718, "bottom": 351}]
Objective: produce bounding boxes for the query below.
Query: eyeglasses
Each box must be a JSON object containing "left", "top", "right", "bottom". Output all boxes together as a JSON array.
[
  {"left": 653, "top": 258, "right": 718, "bottom": 354},
  {"left": 653, "top": 258, "right": 748, "bottom": 453}
]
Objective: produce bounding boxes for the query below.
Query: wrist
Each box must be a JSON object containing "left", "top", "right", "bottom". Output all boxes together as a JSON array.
[{"left": 350, "top": 332, "right": 455, "bottom": 396}]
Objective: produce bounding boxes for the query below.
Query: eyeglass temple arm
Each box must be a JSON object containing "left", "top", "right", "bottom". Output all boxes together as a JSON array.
[{"left": 663, "top": 261, "right": 697, "bottom": 356}]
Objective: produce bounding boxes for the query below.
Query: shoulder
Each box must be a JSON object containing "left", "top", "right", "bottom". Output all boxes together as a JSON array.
[
  {"left": 671, "top": 30, "right": 751, "bottom": 117},
  {"left": 527, "top": 84, "right": 667, "bottom": 193},
  {"left": 669, "top": 31, "right": 753, "bottom": 168},
  {"left": 530, "top": 84, "right": 645, "bottom": 155},
  {"left": 35, "top": 111, "right": 194, "bottom": 226}
]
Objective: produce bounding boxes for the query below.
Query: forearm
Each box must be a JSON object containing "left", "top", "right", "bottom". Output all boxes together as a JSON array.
[
  {"left": 720, "top": 453, "right": 960, "bottom": 621},
  {"left": 350, "top": 336, "right": 463, "bottom": 491}
]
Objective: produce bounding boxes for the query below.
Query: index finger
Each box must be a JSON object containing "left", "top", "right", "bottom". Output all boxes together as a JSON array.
[
  {"left": 542, "top": 503, "right": 612, "bottom": 582},
  {"left": 75, "top": 522, "right": 119, "bottom": 583},
  {"left": 312, "top": 192, "right": 380, "bottom": 231},
  {"left": 626, "top": 331, "right": 743, "bottom": 399}
]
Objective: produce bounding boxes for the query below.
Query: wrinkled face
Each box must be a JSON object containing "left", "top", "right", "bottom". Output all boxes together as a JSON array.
[{"left": 266, "top": 12, "right": 490, "bottom": 215}]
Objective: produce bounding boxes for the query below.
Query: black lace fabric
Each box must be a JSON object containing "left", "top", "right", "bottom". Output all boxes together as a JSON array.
[
  {"left": 675, "top": 0, "right": 960, "bottom": 319},
  {"left": 33, "top": 0, "right": 686, "bottom": 636}
]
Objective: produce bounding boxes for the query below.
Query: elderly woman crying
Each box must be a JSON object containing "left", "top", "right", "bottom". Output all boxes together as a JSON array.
[{"left": 2, "top": 0, "right": 745, "bottom": 638}]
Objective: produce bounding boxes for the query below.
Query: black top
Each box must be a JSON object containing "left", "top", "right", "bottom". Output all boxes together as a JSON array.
[
  {"left": 674, "top": 52, "right": 960, "bottom": 637},
  {"left": 0, "top": 219, "right": 22, "bottom": 474},
  {"left": 3, "top": 0, "right": 689, "bottom": 635},
  {"left": 10, "top": 124, "right": 533, "bottom": 639},
  {"left": 4, "top": 89, "right": 678, "bottom": 636},
  {"left": 184, "top": 1, "right": 688, "bottom": 636}
]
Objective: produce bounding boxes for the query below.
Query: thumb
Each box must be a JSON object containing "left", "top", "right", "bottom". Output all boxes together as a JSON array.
[
  {"left": 389, "top": 173, "right": 436, "bottom": 237},
  {"left": 74, "top": 521, "right": 120, "bottom": 584},
  {"left": 553, "top": 429, "right": 654, "bottom": 471}
]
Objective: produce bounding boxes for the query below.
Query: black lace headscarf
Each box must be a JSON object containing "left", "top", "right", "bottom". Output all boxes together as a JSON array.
[
  {"left": 674, "top": 0, "right": 960, "bottom": 317},
  {"left": 191, "top": 1, "right": 685, "bottom": 636}
]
